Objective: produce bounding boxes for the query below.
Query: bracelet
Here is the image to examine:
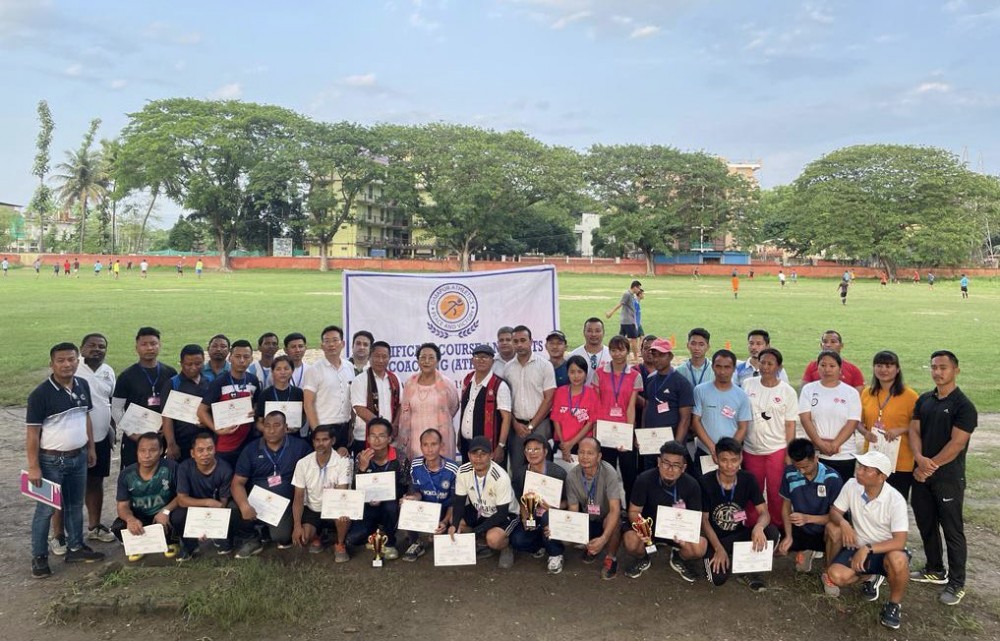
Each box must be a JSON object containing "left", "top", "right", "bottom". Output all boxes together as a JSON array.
[{"left": 498, "top": 442, "right": 506, "bottom": 448}]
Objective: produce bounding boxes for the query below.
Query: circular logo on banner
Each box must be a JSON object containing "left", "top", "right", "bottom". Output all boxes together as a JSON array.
[{"left": 427, "top": 283, "right": 480, "bottom": 338}]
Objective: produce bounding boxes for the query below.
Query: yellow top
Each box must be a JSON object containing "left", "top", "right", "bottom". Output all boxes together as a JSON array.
[{"left": 860, "top": 385, "right": 919, "bottom": 472}]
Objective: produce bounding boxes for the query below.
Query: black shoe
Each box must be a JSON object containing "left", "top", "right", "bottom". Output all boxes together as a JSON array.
[
  {"left": 65, "top": 545, "right": 105, "bottom": 563},
  {"left": 741, "top": 573, "right": 766, "bottom": 592},
  {"left": 861, "top": 575, "right": 885, "bottom": 602},
  {"left": 880, "top": 602, "right": 901, "bottom": 630},
  {"left": 32, "top": 556, "right": 51, "bottom": 579}
]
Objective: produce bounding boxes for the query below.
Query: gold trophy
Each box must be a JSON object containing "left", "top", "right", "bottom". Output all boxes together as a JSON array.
[
  {"left": 631, "top": 515, "right": 657, "bottom": 555},
  {"left": 368, "top": 527, "right": 388, "bottom": 568},
  {"left": 520, "top": 493, "right": 540, "bottom": 530}
]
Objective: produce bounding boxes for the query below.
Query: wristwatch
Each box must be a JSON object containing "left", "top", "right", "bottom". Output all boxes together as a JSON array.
[
  {"left": 527, "top": 423, "right": 535, "bottom": 432},
  {"left": 865, "top": 543, "right": 873, "bottom": 552},
  {"left": 498, "top": 442, "right": 506, "bottom": 449},
  {"left": 161, "top": 508, "right": 171, "bottom": 516}
]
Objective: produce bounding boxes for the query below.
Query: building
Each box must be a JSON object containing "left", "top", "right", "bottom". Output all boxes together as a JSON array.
[{"left": 574, "top": 212, "right": 601, "bottom": 257}]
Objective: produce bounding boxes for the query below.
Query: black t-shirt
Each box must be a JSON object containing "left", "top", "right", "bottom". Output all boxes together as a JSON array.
[
  {"left": 512, "top": 461, "right": 568, "bottom": 501},
  {"left": 114, "top": 362, "right": 178, "bottom": 411},
  {"left": 177, "top": 457, "right": 234, "bottom": 501},
  {"left": 642, "top": 368, "right": 694, "bottom": 428},
  {"left": 630, "top": 468, "right": 702, "bottom": 520},
  {"left": 699, "top": 470, "right": 764, "bottom": 539},
  {"left": 913, "top": 387, "right": 977, "bottom": 480},
  {"left": 160, "top": 374, "right": 210, "bottom": 442}
]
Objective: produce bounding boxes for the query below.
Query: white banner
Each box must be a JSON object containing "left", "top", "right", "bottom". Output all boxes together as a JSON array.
[{"left": 343, "top": 266, "right": 560, "bottom": 383}]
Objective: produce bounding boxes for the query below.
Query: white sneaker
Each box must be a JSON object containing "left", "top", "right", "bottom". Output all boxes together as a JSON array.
[{"left": 547, "top": 555, "right": 564, "bottom": 574}]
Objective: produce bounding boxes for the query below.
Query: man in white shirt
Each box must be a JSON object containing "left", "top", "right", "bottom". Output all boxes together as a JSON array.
[
  {"left": 291, "top": 425, "right": 354, "bottom": 560},
  {"left": 459, "top": 344, "right": 512, "bottom": 463},
  {"left": 75, "top": 333, "right": 117, "bottom": 543},
  {"left": 504, "top": 326, "right": 556, "bottom": 481},
  {"left": 447, "top": 436, "right": 516, "bottom": 569},
  {"left": 246, "top": 332, "right": 279, "bottom": 389},
  {"left": 569, "top": 317, "right": 610, "bottom": 385},
  {"left": 492, "top": 326, "right": 516, "bottom": 376},
  {"left": 303, "top": 325, "right": 356, "bottom": 449}
]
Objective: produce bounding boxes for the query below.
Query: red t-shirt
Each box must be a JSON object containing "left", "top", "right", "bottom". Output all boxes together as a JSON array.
[
  {"left": 550, "top": 385, "right": 600, "bottom": 443},
  {"left": 801, "top": 359, "right": 865, "bottom": 387}
]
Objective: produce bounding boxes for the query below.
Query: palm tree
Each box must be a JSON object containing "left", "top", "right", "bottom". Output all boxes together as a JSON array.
[{"left": 52, "top": 119, "right": 106, "bottom": 253}]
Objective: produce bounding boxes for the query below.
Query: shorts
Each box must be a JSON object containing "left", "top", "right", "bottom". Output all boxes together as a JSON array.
[
  {"left": 619, "top": 324, "right": 639, "bottom": 339},
  {"left": 832, "top": 547, "right": 911, "bottom": 576},
  {"left": 961, "top": 286, "right": 968, "bottom": 293},
  {"left": 301, "top": 506, "right": 336, "bottom": 530},
  {"left": 88, "top": 433, "right": 113, "bottom": 478},
  {"left": 462, "top": 505, "right": 517, "bottom": 535},
  {"left": 789, "top": 527, "right": 826, "bottom": 553}
]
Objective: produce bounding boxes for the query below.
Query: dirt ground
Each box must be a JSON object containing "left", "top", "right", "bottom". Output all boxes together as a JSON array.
[{"left": 2, "top": 406, "right": 999, "bottom": 641}]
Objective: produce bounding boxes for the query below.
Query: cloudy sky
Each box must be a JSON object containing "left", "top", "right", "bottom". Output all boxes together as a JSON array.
[{"left": 3, "top": 0, "right": 999, "bottom": 225}]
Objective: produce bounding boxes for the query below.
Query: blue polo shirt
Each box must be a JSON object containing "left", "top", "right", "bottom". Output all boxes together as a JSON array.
[
  {"left": 693, "top": 382, "right": 752, "bottom": 446},
  {"left": 235, "top": 436, "right": 312, "bottom": 499},
  {"left": 779, "top": 462, "right": 843, "bottom": 536},
  {"left": 642, "top": 368, "right": 694, "bottom": 429}
]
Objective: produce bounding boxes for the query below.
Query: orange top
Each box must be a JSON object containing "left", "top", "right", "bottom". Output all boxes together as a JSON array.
[
  {"left": 731, "top": 277, "right": 739, "bottom": 290},
  {"left": 860, "top": 385, "right": 919, "bottom": 471}
]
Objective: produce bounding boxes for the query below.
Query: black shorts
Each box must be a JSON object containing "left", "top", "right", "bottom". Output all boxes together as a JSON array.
[
  {"left": 619, "top": 324, "right": 639, "bottom": 339},
  {"left": 301, "top": 506, "right": 336, "bottom": 531},
  {"left": 790, "top": 527, "right": 826, "bottom": 553},
  {"left": 832, "top": 547, "right": 911, "bottom": 576},
  {"left": 961, "top": 286, "right": 968, "bottom": 292},
  {"left": 88, "top": 434, "right": 113, "bottom": 478},
  {"left": 462, "top": 505, "right": 516, "bottom": 534}
]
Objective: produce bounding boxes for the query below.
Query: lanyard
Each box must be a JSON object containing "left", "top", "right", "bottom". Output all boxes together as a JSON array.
[
  {"left": 423, "top": 463, "right": 443, "bottom": 498},
  {"left": 568, "top": 387, "right": 585, "bottom": 414},
  {"left": 143, "top": 364, "right": 161, "bottom": 394},
  {"left": 264, "top": 438, "right": 288, "bottom": 474},
  {"left": 229, "top": 372, "right": 248, "bottom": 396},
  {"left": 473, "top": 471, "right": 487, "bottom": 505},
  {"left": 292, "top": 366, "right": 304, "bottom": 388},
  {"left": 653, "top": 369, "right": 674, "bottom": 402},
  {"left": 876, "top": 389, "right": 893, "bottom": 421},
  {"left": 317, "top": 455, "right": 330, "bottom": 487},
  {"left": 272, "top": 386, "right": 292, "bottom": 402},
  {"left": 659, "top": 477, "right": 679, "bottom": 504},
  {"left": 581, "top": 467, "right": 600, "bottom": 503},
  {"left": 717, "top": 473, "right": 737, "bottom": 503},
  {"left": 686, "top": 361, "right": 707, "bottom": 387},
  {"left": 610, "top": 368, "right": 626, "bottom": 403},
  {"left": 259, "top": 366, "right": 270, "bottom": 389}
]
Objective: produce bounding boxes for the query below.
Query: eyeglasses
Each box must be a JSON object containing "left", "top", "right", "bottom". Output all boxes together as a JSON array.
[
  {"left": 657, "top": 460, "right": 685, "bottom": 471},
  {"left": 524, "top": 448, "right": 544, "bottom": 454}
]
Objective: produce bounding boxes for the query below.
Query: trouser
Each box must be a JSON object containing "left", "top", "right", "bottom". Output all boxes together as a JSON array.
[
  {"left": 911, "top": 476, "right": 966, "bottom": 587},
  {"left": 509, "top": 418, "right": 552, "bottom": 481},
  {"left": 32, "top": 450, "right": 87, "bottom": 557},
  {"left": 887, "top": 471, "right": 913, "bottom": 502},
  {"left": 742, "top": 449, "right": 786, "bottom": 529},
  {"left": 234, "top": 505, "right": 294, "bottom": 546},
  {"left": 602, "top": 447, "right": 639, "bottom": 504},
  {"left": 820, "top": 457, "right": 856, "bottom": 484},
  {"left": 121, "top": 436, "right": 138, "bottom": 469},
  {"left": 111, "top": 512, "right": 162, "bottom": 542},
  {"left": 706, "top": 525, "right": 781, "bottom": 586},
  {"left": 170, "top": 504, "right": 238, "bottom": 552},
  {"left": 347, "top": 501, "right": 400, "bottom": 547},
  {"left": 509, "top": 514, "right": 564, "bottom": 557}
]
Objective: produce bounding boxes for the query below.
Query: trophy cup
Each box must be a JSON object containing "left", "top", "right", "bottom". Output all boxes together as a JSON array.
[
  {"left": 631, "top": 515, "right": 656, "bottom": 555},
  {"left": 368, "top": 527, "right": 388, "bottom": 567},
  {"left": 520, "top": 493, "right": 540, "bottom": 529}
]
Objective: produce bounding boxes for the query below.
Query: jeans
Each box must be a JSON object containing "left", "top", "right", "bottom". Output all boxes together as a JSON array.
[
  {"left": 509, "top": 514, "right": 564, "bottom": 557},
  {"left": 32, "top": 450, "right": 87, "bottom": 557},
  {"left": 742, "top": 449, "right": 787, "bottom": 529}
]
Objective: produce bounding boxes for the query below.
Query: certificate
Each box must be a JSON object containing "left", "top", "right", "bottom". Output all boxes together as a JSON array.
[
  {"left": 654, "top": 505, "right": 703, "bottom": 544},
  {"left": 869, "top": 429, "right": 901, "bottom": 471},
  {"left": 433, "top": 533, "right": 477, "bottom": 566},
  {"left": 247, "top": 485, "right": 290, "bottom": 527},
  {"left": 121, "top": 523, "right": 168, "bottom": 556},
  {"left": 398, "top": 500, "right": 443, "bottom": 534},
  {"left": 120, "top": 403, "right": 163, "bottom": 436},
  {"left": 265, "top": 401, "right": 303, "bottom": 429},
  {"left": 211, "top": 396, "right": 254, "bottom": 430},
  {"left": 700, "top": 455, "right": 719, "bottom": 474},
  {"left": 355, "top": 471, "right": 396, "bottom": 502},
  {"left": 635, "top": 427, "right": 674, "bottom": 456},
  {"left": 523, "top": 470, "right": 563, "bottom": 508},
  {"left": 596, "top": 420, "right": 634, "bottom": 451},
  {"left": 732, "top": 540, "right": 774, "bottom": 574},
  {"left": 321, "top": 488, "right": 365, "bottom": 520},
  {"left": 547, "top": 508, "right": 590, "bottom": 545},
  {"left": 161, "top": 391, "right": 202, "bottom": 424},
  {"left": 182, "top": 507, "right": 231, "bottom": 539}
]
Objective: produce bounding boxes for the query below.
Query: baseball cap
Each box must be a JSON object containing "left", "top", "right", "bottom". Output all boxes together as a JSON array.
[
  {"left": 468, "top": 436, "right": 493, "bottom": 454},
  {"left": 649, "top": 338, "right": 674, "bottom": 353},
  {"left": 854, "top": 451, "right": 892, "bottom": 477},
  {"left": 524, "top": 433, "right": 548, "bottom": 448},
  {"left": 546, "top": 330, "right": 567, "bottom": 342},
  {"left": 472, "top": 344, "right": 495, "bottom": 357}
]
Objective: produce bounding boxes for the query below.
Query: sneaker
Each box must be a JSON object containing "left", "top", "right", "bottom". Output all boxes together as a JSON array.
[
  {"left": 334, "top": 543, "right": 350, "bottom": 563},
  {"left": 498, "top": 546, "right": 514, "bottom": 569},
  {"left": 383, "top": 546, "right": 399, "bottom": 561},
  {"left": 678, "top": 561, "right": 703, "bottom": 584},
  {"left": 176, "top": 546, "right": 200, "bottom": 563},
  {"left": 235, "top": 540, "right": 263, "bottom": 559},
  {"left": 403, "top": 542, "right": 426, "bottom": 562},
  {"left": 821, "top": 572, "right": 841, "bottom": 597},
  {"left": 48, "top": 535, "right": 67, "bottom": 556},
  {"left": 532, "top": 547, "right": 547, "bottom": 559},
  {"left": 742, "top": 574, "right": 766, "bottom": 592},
  {"left": 65, "top": 545, "right": 105, "bottom": 564},
  {"left": 939, "top": 584, "right": 966, "bottom": 606},
  {"left": 31, "top": 556, "right": 51, "bottom": 579},
  {"left": 308, "top": 536, "right": 325, "bottom": 554},
  {"left": 909, "top": 568, "right": 948, "bottom": 584},
  {"left": 163, "top": 543, "right": 180, "bottom": 559},
  {"left": 276, "top": 541, "right": 294, "bottom": 550},
  {"left": 214, "top": 541, "right": 233, "bottom": 555},
  {"left": 880, "top": 602, "right": 902, "bottom": 630},
  {"left": 582, "top": 550, "right": 598, "bottom": 564},
  {"left": 87, "top": 524, "right": 117, "bottom": 543},
  {"left": 476, "top": 544, "right": 495, "bottom": 559},
  {"left": 668, "top": 549, "right": 684, "bottom": 574},
  {"left": 601, "top": 556, "right": 618, "bottom": 580},
  {"left": 547, "top": 555, "right": 564, "bottom": 575},
  {"left": 794, "top": 550, "right": 816, "bottom": 573},
  {"left": 625, "top": 556, "right": 650, "bottom": 579},
  {"left": 861, "top": 575, "right": 885, "bottom": 602},
  {"left": 128, "top": 553, "right": 145, "bottom": 562}
]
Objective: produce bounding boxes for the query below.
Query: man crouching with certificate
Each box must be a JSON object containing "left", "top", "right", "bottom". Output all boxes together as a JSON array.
[{"left": 447, "top": 436, "right": 516, "bottom": 569}]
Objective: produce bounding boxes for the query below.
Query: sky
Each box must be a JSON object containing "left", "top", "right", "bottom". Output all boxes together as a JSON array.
[{"left": 3, "top": 0, "right": 1000, "bottom": 227}]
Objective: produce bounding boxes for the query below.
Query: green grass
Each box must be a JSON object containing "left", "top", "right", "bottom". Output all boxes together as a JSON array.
[{"left": 1, "top": 266, "right": 998, "bottom": 409}]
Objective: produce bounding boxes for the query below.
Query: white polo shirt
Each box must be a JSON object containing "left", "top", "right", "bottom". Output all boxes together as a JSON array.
[
  {"left": 833, "top": 478, "right": 908, "bottom": 546},
  {"left": 303, "top": 358, "right": 354, "bottom": 424},
  {"left": 460, "top": 372, "right": 512, "bottom": 439},
  {"left": 503, "top": 354, "right": 556, "bottom": 420},
  {"left": 76, "top": 361, "right": 116, "bottom": 441},
  {"left": 291, "top": 452, "right": 354, "bottom": 512}
]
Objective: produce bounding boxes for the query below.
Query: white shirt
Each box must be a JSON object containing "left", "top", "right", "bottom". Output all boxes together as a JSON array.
[
  {"left": 351, "top": 369, "right": 397, "bottom": 440},
  {"left": 503, "top": 354, "right": 557, "bottom": 420},
  {"left": 568, "top": 345, "right": 611, "bottom": 385},
  {"left": 291, "top": 452, "right": 354, "bottom": 512},
  {"left": 75, "top": 361, "right": 116, "bottom": 441},
  {"left": 833, "top": 478, "right": 908, "bottom": 546},
  {"left": 303, "top": 358, "right": 355, "bottom": 424},
  {"left": 798, "top": 381, "right": 862, "bottom": 460},
  {"left": 455, "top": 461, "right": 513, "bottom": 518},
  {"left": 460, "top": 372, "right": 512, "bottom": 439},
  {"left": 742, "top": 378, "right": 798, "bottom": 455},
  {"left": 492, "top": 356, "right": 514, "bottom": 377}
]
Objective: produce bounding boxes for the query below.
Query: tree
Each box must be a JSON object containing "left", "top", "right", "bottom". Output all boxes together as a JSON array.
[
  {"left": 733, "top": 185, "right": 811, "bottom": 257},
  {"left": 587, "top": 145, "right": 752, "bottom": 275},
  {"left": 53, "top": 119, "right": 106, "bottom": 253},
  {"left": 483, "top": 202, "right": 578, "bottom": 257},
  {"left": 791, "top": 145, "right": 990, "bottom": 277},
  {"left": 27, "top": 100, "right": 55, "bottom": 253}
]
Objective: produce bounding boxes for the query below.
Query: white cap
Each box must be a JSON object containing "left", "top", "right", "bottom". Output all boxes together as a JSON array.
[{"left": 854, "top": 451, "right": 893, "bottom": 477}]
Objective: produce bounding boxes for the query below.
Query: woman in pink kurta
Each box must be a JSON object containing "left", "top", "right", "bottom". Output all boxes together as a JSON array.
[{"left": 398, "top": 343, "right": 459, "bottom": 459}]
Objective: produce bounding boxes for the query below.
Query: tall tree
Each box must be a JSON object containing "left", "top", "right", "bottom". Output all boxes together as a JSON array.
[
  {"left": 27, "top": 100, "right": 55, "bottom": 253},
  {"left": 53, "top": 119, "right": 106, "bottom": 253}
]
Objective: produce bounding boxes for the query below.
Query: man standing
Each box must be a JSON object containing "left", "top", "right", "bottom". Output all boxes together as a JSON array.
[
  {"left": 351, "top": 340, "right": 402, "bottom": 456},
  {"left": 27, "top": 343, "right": 105, "bottom": 578},
  {"left": 161, "top": 345, "right": 210, "bottom": 462},
  {"left": 348, "top": 330, "right": 374, "bottom": 375},
  {"left": 171, "top": 430, "right": 237, "bottom": 560},
  {"left": 606, "top": 280, "right": 642, "bottom": 357},
  {"left": 565, "top": 437, "right": 623, "bottom": 580},
  {"left": 247, "top": 332, "right": 280, "bottom": 389},
  {"left": 690, "top": 349, "right": 752, "bottom": 473},
  {"left": 348, "top": 418, "right": 411, "bottom": 561},
  {"left": 959, "top": 274, "right": 969, "bottom": 299},
  {"left": 195, "top": 257, "right": 204, "bottom": 278},
  {"left": 111, "top": 433, "right": 179, "bottom": 559},
  {"left": 545, "top": 330, "right": 570, "bottom": 387},
  {"left": 112, "top": 327, "right": 176, "bottom": 469},
  {"left": 402, "top": 427, "right": 459, "bottom": 561},
  {"left": 76, "top": 333, "right": 117, "bottom": 543},
  {"left": 459, "top": 344, "right": 512, "bottom": 462},
  {"left": 303, "top": 325, "right": 355, "bottom": 448},
  {"left": 801, "top": 330, "right": 865, "bottom": 391},
  {"left": 139, "top": 259, "right": 148, "bottom": 279},
  {"left": 641, "top": 339, "right": 695, "bottom": 465},
  {"left": 735, "top": 329, "right": 789, "bottom": 385},
  {"left": 196, "top": 340, "right": 262, "bottom": 467},
  {"left": 776, "top": 438, "right": 844, "bottom": 573},
  {"left": 291, "top": 425, "right": 353, "bottom": 560},
  {"left": 1, "top": 256, "right": 8, "bottom": 276},
  {"left": 909, "top": 350, "right": 977, "bottom": 606},
  {"left": 447, "top": 436, "right": 516, "bottom": 569},
  {"left": 202, "top": 334, "right": 231, "bottom": 383},
  {"left": 492, "top": 326, "right": 516, "bottom": 376},
  {"left": 569, "top": 318, "right": 610, "bottom": 385},
  {"left": 681, "top": 328, "right": 714, "bottom": 390},
  {"left": 504, "top": 326, "right": 556, "bottom": 481}
]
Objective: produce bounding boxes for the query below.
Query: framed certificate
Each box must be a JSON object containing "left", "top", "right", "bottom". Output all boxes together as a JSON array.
[
  {"left": 635, "top": 427, "right": 674, "bottom": 455},
  {"left": 596, "top": 420, "right": 633, "bottom": 451},
  {"left": 523, "top": 470, "right": 563, "bottom": 508},
  {"left": 654, "top": 505, "right": 702, "bottom": 543},
  {"left": 355, "top": 471, "right": 396, "bottom": 502}
]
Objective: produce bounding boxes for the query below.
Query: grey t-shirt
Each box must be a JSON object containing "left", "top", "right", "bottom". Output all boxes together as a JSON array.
[
  {"left": 619, "top": 291, "right": 637, "bottom": 325},
  {"left": 565, "top": 461, "right": 622, "bottom": 520}
]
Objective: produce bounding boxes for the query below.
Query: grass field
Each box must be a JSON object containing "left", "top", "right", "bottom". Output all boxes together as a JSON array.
[{"left": 1, "top": 265, "right": 997, "bottom": 410}]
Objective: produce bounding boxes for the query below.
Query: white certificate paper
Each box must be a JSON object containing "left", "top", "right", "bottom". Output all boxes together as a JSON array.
[
  {"left": 433, "top": 533, "right": 477, "bottom": 566},
  {"left": 247, "top": 485, "right": 290, "bottom": 527},
  {"left": 183, "top": 507, "right": 231, "bottom": 539},
  {"left": 161, "top": 391, "right": 203, "bottom": 424},
  {"left": 523, "top": 470, "right": 563, "bottom": 508},
  {"left": 320, "top": 488, "right": 365, "bottom": 520},
  {"left": 120, "top": 403, "right": 163, "bottom": 436},
  {"left": 398, "top": 500, "right": 442, "bottom": 533},
  {"left": 732, "top": 540, "right": 774, "bottom": 574},
  {"left": 635, "top": 427, "right": 674, "bottom": 455},
  {"left": 265, "top": 401, "right": 303, "bottom": 429},
  {"left": 355, "top": 471, "right": 396, "bottom": 502},
  {"left": 596, "top": 420, "right": 634, "bottom": 451},
  {"left": 547, "top": 508, "right": 590, "bottom": 545},
  {"left": 700, "top": 455, "right": 719, "bottom": 474},
  {"left": 212, "top": 396, "right": 254, "bottom": 430},
  {"left": 654, "top": 505, "right": 703, "bottom": 543},
  {"left": 869, "top": 429, "right": 901, "bottom": 471},
  {"left": 121, "top": 523, "right": 168, "bottom": 556}
]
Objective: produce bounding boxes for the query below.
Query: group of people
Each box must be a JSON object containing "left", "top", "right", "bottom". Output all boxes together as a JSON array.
[
  {"left": 14, "top": 257, "right": 209, "bottom": 278},
  {"left": 25, "top": 306, "right": 977, "bottom": 631}
]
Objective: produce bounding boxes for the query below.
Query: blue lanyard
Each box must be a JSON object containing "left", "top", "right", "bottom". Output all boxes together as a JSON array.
[
  {"left": 259, "top": 366, "right": 270, "bottom": 389},
  {"left": 473, "top": 472, "right": 487, "bottom": 505},
  {"left": 717, "top": 473, "right": 737, "bottom": 503},
  {"left": 264, "top": 438, "right": 288, "bottom": 474},
  {"left": 229, "top": 372, "right": 247, "bottom": 396},
  {"left": 272, "top": 386, "right": 292, "bottom": 402},
  {"left": 143, "top": 364, "right": 161, "bottom": 394},
  {"left": 568, "top": 387, "right": 585, "bottom": 414},
  {"left": 581, "top": 468, "right": 599, "bottom": 503},
  {"left": 423, "top": 463, "right": 443, "bottom": 498},
  {"left": 653, "top": 369, "right": 674, "bottom": 402},
  {"left": 609, "top": 368, "right": 626, "bottom": 403},
  {"left": 292, "top": 366, "right": 304, "bottom": 388},
  {"left": 686, "top": 361, "right": 706, "bottom": 387},
  {"left": 659, "top": 477, "right": 678, "bottom": 504}
]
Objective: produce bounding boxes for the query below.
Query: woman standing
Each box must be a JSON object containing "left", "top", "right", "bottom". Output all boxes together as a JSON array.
[
  {"left": 593, "top": 336, "right": 643, "bottom": 494},
  {"left": 798, "top": 351, "right": 866, "bottom": 482},
  {"left": 399, "top": 343, "right": 459, "bottom": 459},
  {"left": 551, "top": 355, "right": 600, "bottom": 463},
  {"left": 860, "top": 350, "right": 919, "bottom": 500}
]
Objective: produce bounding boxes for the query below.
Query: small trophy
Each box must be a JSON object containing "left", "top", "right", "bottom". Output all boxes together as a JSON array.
[
  {"left": 520, "top": 493, "right": 540, "bottom": 530},
  {"left": 631, "top": 515, "right": 656, "bottom": 555},
  {"left": 368, "top": 527, "right": 388, "bottom": 568}
]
